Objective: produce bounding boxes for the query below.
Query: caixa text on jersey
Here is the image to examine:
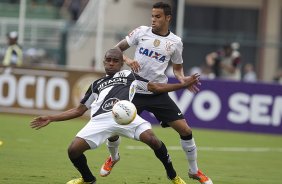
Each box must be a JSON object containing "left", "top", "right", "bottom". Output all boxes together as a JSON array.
[{"left": 139, "top": 47, "right": 166, "bottom": 63}]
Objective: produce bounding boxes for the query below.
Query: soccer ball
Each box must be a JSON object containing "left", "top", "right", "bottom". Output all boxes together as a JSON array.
[{"left": 112, "top": 100, "right": 137, "bottom": 125}]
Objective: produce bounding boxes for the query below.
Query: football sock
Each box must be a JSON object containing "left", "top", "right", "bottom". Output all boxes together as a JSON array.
[
  {"left": 181, "top": 138, "right": 198, "bottom": 174},
  {"left": 180, "top": 134, "right": 193, "bottom": 140},
  {"left": 70, "top": 154, "right": 96, "bottom": 182},
  {"left": 107, "top": 137, "right": 120, "bottom": 161},
  {"left": 154, "top": 142, "right": 177, "bottom": 180}
]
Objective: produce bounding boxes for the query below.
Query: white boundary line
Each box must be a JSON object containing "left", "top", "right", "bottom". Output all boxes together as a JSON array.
[{"left": 126, "top": 146, "right": 282, "bottom": 152}]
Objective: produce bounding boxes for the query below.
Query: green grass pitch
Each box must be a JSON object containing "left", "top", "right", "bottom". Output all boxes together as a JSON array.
[{"left": 0, "top": 113, "right": 281, "bottom": 184}]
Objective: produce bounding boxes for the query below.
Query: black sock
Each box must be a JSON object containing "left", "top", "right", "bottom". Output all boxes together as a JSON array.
[
  {"left": 154, "top": 142, "right": 177, "bottom": 180},
  {"left": 70, "top": 154, "right": 96, "bottom": 182},
  {"left": 180, "top": 133, "right": 193, "bottom": 140}
]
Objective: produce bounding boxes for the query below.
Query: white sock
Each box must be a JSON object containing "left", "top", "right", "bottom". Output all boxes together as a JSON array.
[
  {"left": 106, "top": 137, "right": 121, "bottom": 161},
  {"left": 181, "top": 138, "right": 198, "bottom": 174}
]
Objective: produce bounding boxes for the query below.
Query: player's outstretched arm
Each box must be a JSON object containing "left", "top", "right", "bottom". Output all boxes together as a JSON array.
[
  {"left": 181, "top": 75, "right": 201, "bottom": 93},
  {"left": 172, "top": 63, "right": 185, "bottom": 82},
  {"left": 30, "top": 116, "right": 52, "bottom": 130},
  {"left": 148, "top": 73, "right": 200, "bottom": 93},
  {"left": 172, "top": 64, "right": 200, "bottom": 93},
  {"left": 115, "top": 39, "right": 130, "bottom": 52},
  {"left": 115, "top": 39, "right": 141, "bottom": 72},
  {"left": 30, "top": 104, "right": 88, "bottom": 130},
  {"left": 123, "top": 55, "right": 141, "bottom": 73}
]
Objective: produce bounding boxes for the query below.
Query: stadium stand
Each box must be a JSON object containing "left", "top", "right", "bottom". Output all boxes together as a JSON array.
[{"left": 0, "top": 0, "right": 61, "bottom": 19}]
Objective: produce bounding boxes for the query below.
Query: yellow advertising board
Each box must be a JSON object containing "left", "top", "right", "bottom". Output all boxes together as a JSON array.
[{"left": 0, "top": 66, "right": 104, "bottom": 116}]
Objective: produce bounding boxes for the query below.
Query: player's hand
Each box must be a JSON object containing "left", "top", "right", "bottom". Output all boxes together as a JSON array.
[
  {"left": 30, "top": 116, "right": 52, "bottom": 130},
  {"left": 125, "top": 58, "right": 141, "bottom": 73},
  {"left": 182, "top": 73, "right": 201, "bottom": 93}
]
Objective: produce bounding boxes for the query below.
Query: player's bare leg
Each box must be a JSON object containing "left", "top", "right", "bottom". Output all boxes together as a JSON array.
[
  {"left": 67, "top": 137, "right": 96, "bottom": 184},
  {"left": 139, "top": 129, "right": 186, "bottom": 183},
  {"left": 100, "top": 130, "right": 187, "bottom": 183}
]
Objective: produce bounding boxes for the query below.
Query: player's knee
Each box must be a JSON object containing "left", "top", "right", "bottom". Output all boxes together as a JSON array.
[
  {"left": 140, "top": 132, "right": 162, "bottom": 150},
  {"left": 68, "top": 143, "right": 82, "bottom": 159},
  {"left": 68, "top": 145, "right": 77, "bottom": 159},
  {"left": 181, "top": 127, "right": 192, "bottom": 136},
  {"left": 170, "top": 119, "right": 192, "bottom": 136}
]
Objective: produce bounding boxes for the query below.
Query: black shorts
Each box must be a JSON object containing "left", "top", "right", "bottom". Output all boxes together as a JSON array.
[{"left": 132, "top": 93, "right": 184, "bottom": 127}]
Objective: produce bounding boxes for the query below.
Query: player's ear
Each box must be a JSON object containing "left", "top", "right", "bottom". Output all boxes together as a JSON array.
[{"left": 166, "top": 15, "right": 172, "bottom": 22}]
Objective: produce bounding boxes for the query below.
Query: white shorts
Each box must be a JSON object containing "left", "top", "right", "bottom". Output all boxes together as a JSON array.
[{"left": 76, "top": 112, "right": 151, "bottom": 149}]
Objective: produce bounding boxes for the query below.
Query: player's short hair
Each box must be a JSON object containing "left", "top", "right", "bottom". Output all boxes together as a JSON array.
[
  {"left": 153, "top": 2, "right": 172, "bottom": 16},
  {"left": 105, "top": 48, "right": 123, "bottom": 61}
]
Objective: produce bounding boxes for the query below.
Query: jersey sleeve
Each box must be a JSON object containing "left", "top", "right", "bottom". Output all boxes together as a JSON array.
[
  {"left": 134, "top": 74, "right": 150, "bottom": 93},
  {"left": 80, "top": 83, "right": 97, "bottom": 109},
  {"left": 125, "top": 26, "right": 144, "bottom": 46},
  {"left": 136, "top": 80, "right": 149, "bottom": 92},
  {"left": 171, "top": 40, "right": 184, "bottom": 64}
]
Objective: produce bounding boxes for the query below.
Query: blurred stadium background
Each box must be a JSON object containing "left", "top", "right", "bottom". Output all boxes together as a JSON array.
[
  {"left": 0, "top": 0, "right": 282, "bottom": 80},
  {"left": 0, "top": 0, "right": 281, "bottom": 131},
  {"left": 0, "top": 0, "right": 282, "bottom": 183}
]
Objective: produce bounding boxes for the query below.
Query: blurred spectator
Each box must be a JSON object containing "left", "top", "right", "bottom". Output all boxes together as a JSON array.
[
  {"left": 273, "top": 69, "right": 282, "bottom": 84},
  {"left": 200, "top": 64, "right": 215, "bottom": 79},
  {"left": 189, "top": 66, "right": 202, "bottom": 75},
  {"left": 63, "top": 0, "right": 88, "bottom": 21},
  {"left": 242, "top": 63, "right": 257, "bottom": 82},
  {"left": 53, "top": 0, "right": 65, "bottom": 8},
  {"left": 2, "top": 31, "right": 23, "bottom": 67},
  {"left": 206, "top": 42, "right": 241, "bottom": 81},
  {"left": 24, "top": 48, "right": 47, "bottom": 66},
  {"left": 187, "top": 65, "right": 215, "bottom": 80}
]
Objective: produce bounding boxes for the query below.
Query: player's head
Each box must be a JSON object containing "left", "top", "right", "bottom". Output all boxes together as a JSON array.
[
  {"left": 151, "top": 2, "right": 172, "bottom": 34},
  {"left": 104, "top": 48, "right": 124, "bottom": 76},
  {"left": 7, "top": 31, "right": 18, "bottom": 45}
]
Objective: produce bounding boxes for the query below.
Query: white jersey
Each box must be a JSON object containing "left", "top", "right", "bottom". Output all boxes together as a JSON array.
[{"left": 126, "top": 26, "right": 183, "bottom": 83}]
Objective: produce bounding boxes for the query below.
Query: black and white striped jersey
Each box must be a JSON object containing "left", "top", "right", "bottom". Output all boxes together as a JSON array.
[{"left": 80, "top": 70, "right": 150, "bottom": 117}]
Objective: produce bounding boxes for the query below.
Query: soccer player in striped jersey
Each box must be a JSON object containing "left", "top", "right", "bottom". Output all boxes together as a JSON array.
[
  {"left": 30, "top": 48, "right": 200, "bottom": 184},
  {"left": 101, "top": 2, "right": 213, "bottom": 184}
]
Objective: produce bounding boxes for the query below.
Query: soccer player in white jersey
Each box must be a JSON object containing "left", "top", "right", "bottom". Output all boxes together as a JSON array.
[
  {"left": 101, "top": 2, "right": 213, "bottom": 184},
  {"left": 30, "top": 48, "right": 201, "bottom": 184}
]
